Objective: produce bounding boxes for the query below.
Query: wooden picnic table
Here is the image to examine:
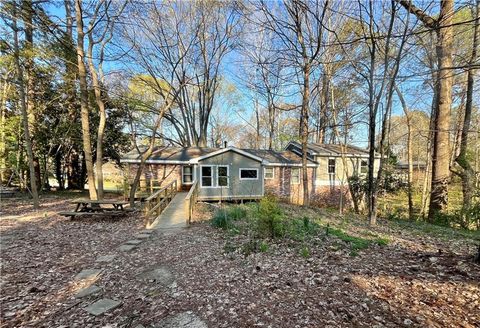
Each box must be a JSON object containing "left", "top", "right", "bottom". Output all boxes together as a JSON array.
[{"left": 71, "top": 199, "right": 129, "bottom": 212}]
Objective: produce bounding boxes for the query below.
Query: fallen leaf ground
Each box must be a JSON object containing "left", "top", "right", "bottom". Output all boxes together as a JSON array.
[{"left": 0, "top": 194, "right": 479, "bottom": 327}]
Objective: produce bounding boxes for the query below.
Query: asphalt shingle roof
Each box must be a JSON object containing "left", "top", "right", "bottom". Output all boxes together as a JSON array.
[
  {"left": 121, "top": 146, "right": 315, "bottom": 165},
  {"left": 289, "top": 141, "right": 370, "bottom": 156}
]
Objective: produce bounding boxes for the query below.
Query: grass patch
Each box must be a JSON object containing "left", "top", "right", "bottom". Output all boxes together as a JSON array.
[
  {"left": 391, "top": 218, "right": 480, "bottom": 243},
  {"left": 211, "top": 206, "right": 248, "bottom": 230},
  {"left": 326, "top": 226, "right": 389, "bottom": 255}
]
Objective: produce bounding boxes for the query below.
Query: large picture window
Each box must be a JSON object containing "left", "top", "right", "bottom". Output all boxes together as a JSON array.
[
  {"left": 201, "top": 166, "right": 213, "bottom": 187},
  {"left": 291, "top": 168, "right": 300, "bottom": 184},
  {"left": 217, "top": 166, "right": 229, "bottom": 187},
  {"left": 182, "top": 165, "right": 193, "bottom": 184},
  {"left": 239, "top": 168, "right": 258, "bottom": 180}
]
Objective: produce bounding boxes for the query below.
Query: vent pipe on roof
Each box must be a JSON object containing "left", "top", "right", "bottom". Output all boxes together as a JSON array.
[{"left": 224, "top": 141, "right": 227, "bottom": 148}]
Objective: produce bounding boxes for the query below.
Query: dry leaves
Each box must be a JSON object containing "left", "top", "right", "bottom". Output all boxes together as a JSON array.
[{"left": 0, "top": 195, "right": 479, "bottom": 327}]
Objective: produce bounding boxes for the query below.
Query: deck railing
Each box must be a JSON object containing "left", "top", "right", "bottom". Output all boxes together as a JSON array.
[
  {"left": 144, "top": 180, "right": 177, "bottom": 225},
  {"left": 184, "top": 180, "right": 199, "bottom": 225}
]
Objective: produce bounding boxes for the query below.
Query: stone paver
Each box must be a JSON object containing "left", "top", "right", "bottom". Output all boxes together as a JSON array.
[
  {"left": 75, "top": 285, "right": 101, "bottom": 298},
  {"left": 137, "top": 266, "right": 175, "bottom": 286},
  {"left": 119, "top": 244, "right": 136, "bottom": 251},
  {"left": 125, "top": 239, "right": 143, "bottom": 245},
  {"left": 95, "top": 254, "right": 116, "bottom": 263},
  {"left": 134, "top": 234, "right": 151, "bottom": 239},
  {"left": 155, "top": 312, "right": 207, "bottom": 328},
  {"left": 140, "top": 229, "right": 153, "bottom": 234},
  {"left": 74, "top": 269, "right": 102, "bottom": 280},
  {"left": 84, "top": 298, "right": 122, "bottom": 316}
]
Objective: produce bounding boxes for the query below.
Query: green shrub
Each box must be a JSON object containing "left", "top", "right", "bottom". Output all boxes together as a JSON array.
[
  {"left": 211, "top": 209, "right": 234, "bottom": 229},
  {"left": 211, "top": 205, "right": 248, "bottom": 230},
  {"left": 228, "top": 206, "right": 247, "bottom": 220},
  {"left": 256, "top": 195, "right": 286, "bottom": 238}
]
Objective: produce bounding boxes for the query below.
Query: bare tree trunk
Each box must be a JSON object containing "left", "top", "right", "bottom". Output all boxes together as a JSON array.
[
  {"left": 0, "top": 78, "right": 10, "bottom": 183},
  {"left": 129, "top": 105, "right": 170, "bottom": 206},
  {"left": 428, "top": 0, "right": 454, "bottom": 221},
  {"left": 398, "top": 0, "right": 454, "bottom": 222},
  {"left": 75, "top": 0, "right": 97, "bottom": 200},
  {"left": 395, "top": 85, "right": 414, "bottom": 219},
  {"left": 454, "top": 0, "right": 479, "bottom": 219},
  {"left": 255, "top": 98, "right": 261, "bottom": 149},
  {"left": 300, "top": 62, "right": 310, "bottom": 206},
  {"left": 11, "top": 4, "right": 39, "bottom": 209}
]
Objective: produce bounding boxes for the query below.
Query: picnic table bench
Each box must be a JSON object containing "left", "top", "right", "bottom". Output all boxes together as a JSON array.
[{"left": 59, "top": 199, "right": 131, "bottom": 219}]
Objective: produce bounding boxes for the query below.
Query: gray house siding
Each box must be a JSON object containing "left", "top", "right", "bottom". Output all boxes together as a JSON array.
[{"left": 196, "top": 151, "right": 263, "bottom": 200}]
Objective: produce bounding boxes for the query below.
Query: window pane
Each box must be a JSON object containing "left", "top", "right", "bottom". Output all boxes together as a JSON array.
[
  {"left": 241, "top": 169, "right": 257, "bottom": 179},
  {"left": 328, "top": 159, "right": 335, "bottom": 174},
  {"left": 218, "top": 166, "right": 228, "bottom": 177},
  {"left": 202, "top": 177, "right": 212, "bottom": 186},
  {"left": 292, "top": 168, "right": 300, "bottom": 184},
  {"left": 184, "top": 166, "right": 192, "bottom": 174},
  {"left": 217, "top": 166, "right": 228, "bottom": 186},
  {"left": 361, "top": 160, "right": 368, "bottom": 174},
  {"left": 218, "top": 176, "right": 228, "bottom": 186},
  {"left": 184, "top": 175, "right": 192, "bottom": 183},
  {"left": 265, "top": 167, "right": 274, "bottom": 179},
  {"left": 202, "top": 166, "right": 212, "bottom": 176}
]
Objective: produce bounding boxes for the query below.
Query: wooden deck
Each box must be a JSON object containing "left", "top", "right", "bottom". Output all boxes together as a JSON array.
[{"left": 149, "top": 192, "right": 188, "bottom": 229}]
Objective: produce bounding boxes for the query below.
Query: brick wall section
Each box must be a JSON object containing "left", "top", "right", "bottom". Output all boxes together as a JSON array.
[{"left": 265, "top": 166, "right": 351, "bottom": 208}]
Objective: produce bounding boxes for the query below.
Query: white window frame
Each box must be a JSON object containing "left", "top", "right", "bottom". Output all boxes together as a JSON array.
[
  {"left": 182, "top": 165, "right": 195, "bottom": 185},
  {"left": 217, "top": 165, "right": 229, "bottom": 188},
  {"left": 360, "top": 159, "right": 368, "bottom": 174},
  {"left": 200, "top": 165, "right": 215, "bottom": 188},
  {"left": 291, "top": 168, "right": 300, "bottom": 184},
  {"left": 264, "top": 167, "right": 274, "bottom": 179},
  {"left": 239, "top": 168, "right": 259, "bottom": 180},
  {"left": 328, "top": 158, "right": 336, "bottom": 175}
]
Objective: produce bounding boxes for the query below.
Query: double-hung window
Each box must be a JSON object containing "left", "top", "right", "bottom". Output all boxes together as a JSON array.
[
  {"left": 291, "top": 168, "right": 300, "bottom": 184},
  {"left": 264, "top": 167, "right": 274, "bottom": 179},
  {"left": 201, "top": 166, "right": 213, "bottom": 187},
  {"left": 328, "top": 158, "right": 336, "bottom": 175},
  {"left": 217, "top": 166, "right": 229, "bottom": 187},
  {"left": 182, "top": 165, "right": 193, "bottom": 184},
  {"left": 360, "top": 160, "right": 368, "bottom": 174}
]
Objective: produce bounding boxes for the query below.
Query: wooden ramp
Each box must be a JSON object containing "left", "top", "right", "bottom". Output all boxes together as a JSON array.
[{"left": 149, "top": 192, "right": 188, "bottom": 229}]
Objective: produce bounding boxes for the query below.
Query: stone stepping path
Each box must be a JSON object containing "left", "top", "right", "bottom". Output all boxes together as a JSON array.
[
  {"left": 84, "top": 298, "right": 121, "bottom": 316},
  {"left": 96, "top": 254, "right": 116, "bottom": 263},
  {"left": 72, "top": 227, "right": 205, "bottom": 325},
  {"left": 155, "top": 312, "right": 207, "bottom": 328},
  {"left": 137, "top": 266, "right": 175, "bottom": 286},
  {"left": 134, "top": 233, "right": 151, "bottom": 239},
  {"left": 75, "top": 285, "right": 101, "bottom": 298},
  {"left": 125, "top": 239, "right": 143, "bottom": 245},
  {"left": 75, "top": 269, "right": 102, "bottom": 280},
  {"left": 119, "top": 244, "right": 136, "bottom": 251}
]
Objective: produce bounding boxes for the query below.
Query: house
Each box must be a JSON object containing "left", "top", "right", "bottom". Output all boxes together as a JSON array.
[
  {"left": 120, "top": 142, "right": 379, "bottom": 207},
  {"left": 394, "top": 160, "right": 427, "bottom": 185}
]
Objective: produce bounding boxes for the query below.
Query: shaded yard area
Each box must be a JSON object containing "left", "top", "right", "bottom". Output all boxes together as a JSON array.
[{"left": 0, "top": 194, "right": 479, "bottom": 327}]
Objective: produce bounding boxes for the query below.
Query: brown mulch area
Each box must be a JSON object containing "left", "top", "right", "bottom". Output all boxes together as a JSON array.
[{"left": 0, "top": 195, "right": 479, "bottom": 327}]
